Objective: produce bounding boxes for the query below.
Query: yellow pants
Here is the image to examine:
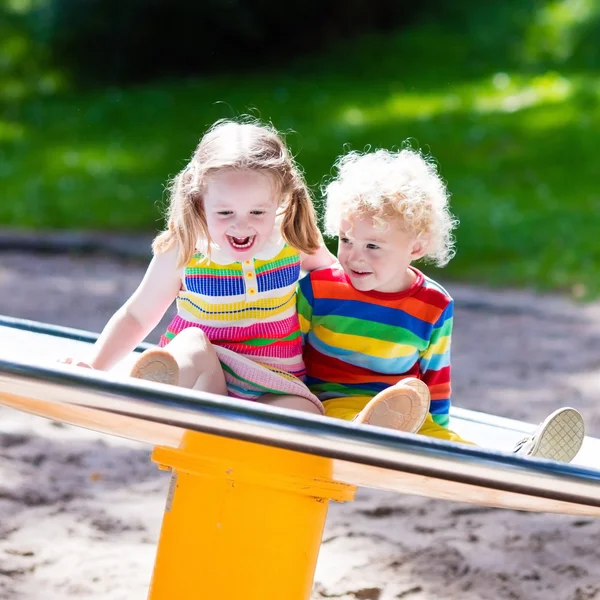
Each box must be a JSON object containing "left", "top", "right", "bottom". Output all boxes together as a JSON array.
[{"left": 323, "top": 396, "right": 472, "bottom": 444}]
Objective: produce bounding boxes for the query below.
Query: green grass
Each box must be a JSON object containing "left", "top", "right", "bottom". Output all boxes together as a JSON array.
[{"left": 2, "top": 23, "right": 600, "bottom": 297}]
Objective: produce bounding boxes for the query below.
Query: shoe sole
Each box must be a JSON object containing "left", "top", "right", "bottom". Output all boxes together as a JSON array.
[
  {"left": 527, "top": 407, "right": 585, "bottom": 462},
  {"left": 398, "top": 378, "right": 431, "bottom": 413},
  {"left": 130, "top": 349, "right": 180, "bottom": 386},
  {"left": 356, "top": 381, "right": 430, "bottom": 433}
]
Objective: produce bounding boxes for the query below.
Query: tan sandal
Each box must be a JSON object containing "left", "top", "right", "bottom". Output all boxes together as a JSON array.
[
  {"left": 355, "top": 379, "right": 430, "bottom": 433},
  {"left": 129, "top": 348, "right": 180, "bottom": 386}
]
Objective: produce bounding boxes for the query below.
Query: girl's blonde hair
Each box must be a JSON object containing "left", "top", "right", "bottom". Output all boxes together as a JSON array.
[
  {"left": 323, "top": 147, "right": 458, "bottom": 266},
  {"left": 153, "top": 119, "right": 321, "bottom": 267}
]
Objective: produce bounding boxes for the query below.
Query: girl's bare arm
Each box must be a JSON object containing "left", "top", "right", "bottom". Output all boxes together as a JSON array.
[
  {"left": 299, "top": 242, "right": 337, "bottom": 272},
  {"left": 74, "top": 247, "right": 182, "bottom": 371}
]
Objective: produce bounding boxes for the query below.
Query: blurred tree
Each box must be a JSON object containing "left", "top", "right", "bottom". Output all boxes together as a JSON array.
[
  {"left": 522, "top": 0, "right": 600, "bottom": 67},
  {"left": 0, "top": 3, "right": 62, "bottom": 109},
  {"left": 5, "top": 0, "right": 600, "bottom": 86},
  {"left": 36, "top": 0, "right": 430, "bottom": 83}
]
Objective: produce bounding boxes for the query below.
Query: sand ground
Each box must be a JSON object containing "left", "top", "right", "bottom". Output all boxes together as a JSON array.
[{"left": 1, "top": 250, "right": 600, "bottom": 600}]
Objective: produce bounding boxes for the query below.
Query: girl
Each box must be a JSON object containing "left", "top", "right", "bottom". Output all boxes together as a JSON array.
[{"left": 63, "top": 119, "right": 334, "bottom": 415}]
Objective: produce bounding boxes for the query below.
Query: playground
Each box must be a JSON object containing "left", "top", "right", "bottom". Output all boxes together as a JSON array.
[{"left": 1, "top": 247, "right": 600, "bottom": 600}]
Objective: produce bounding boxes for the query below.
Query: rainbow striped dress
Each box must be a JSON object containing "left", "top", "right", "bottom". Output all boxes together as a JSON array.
[{"left": 159, "top": 239, "right": 322, "bottom": 411}]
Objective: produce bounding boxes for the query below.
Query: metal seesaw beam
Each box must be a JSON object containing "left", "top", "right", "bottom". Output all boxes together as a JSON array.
[{"left": 1, "top": 357, "right": 600, "bottom": 513}]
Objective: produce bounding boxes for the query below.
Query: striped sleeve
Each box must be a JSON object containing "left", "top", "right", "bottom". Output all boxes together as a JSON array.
[
  {"left": 297, "top": 274, "right": 314, "bottom": 341},
  {"left": 419, "top": 300, "right": 453, "bottom": 427}
]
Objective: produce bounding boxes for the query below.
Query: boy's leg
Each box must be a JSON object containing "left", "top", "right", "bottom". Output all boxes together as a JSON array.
[
  {"left": 130, "top": 327, "right": 227, "bottom": 395},
  {"left": 417, "top": 413, "right": 473, "bottom": 443},
  {"left": 418, "top": 407, "right": 585, "bottom": 457},
  {"left": 322, "top": 385, "right": 472, "bottom": 441},
  {"left": 354, "top": 378, "right": 430, "bottom": 433},
  {"left": 512, "top": 407, "right": 584, "bottom": 462},
  {"left": 322, "top": 397, "right": 372, "bottom": 421}
]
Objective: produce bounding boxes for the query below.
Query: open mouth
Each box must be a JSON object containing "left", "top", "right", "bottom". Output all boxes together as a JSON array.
[
  {"left": 227, "top": 235, "right": 255, "bottom": 250},
  {"left": 351, "top": 269, "right": 371, "bottom": 277}
]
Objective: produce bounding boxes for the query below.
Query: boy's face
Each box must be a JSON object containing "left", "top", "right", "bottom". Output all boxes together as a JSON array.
[{"left": 337, "top": 214, "right": 424, "bottom": 294}]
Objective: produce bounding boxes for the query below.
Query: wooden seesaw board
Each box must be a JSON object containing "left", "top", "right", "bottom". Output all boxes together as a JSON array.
[{"left": 1, "top": 317, "right": 600, "bottom": 517}]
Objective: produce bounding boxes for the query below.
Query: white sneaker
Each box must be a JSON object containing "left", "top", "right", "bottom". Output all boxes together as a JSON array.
[{"left": 513, "top": 407, "right": 585, "bottom": 462}]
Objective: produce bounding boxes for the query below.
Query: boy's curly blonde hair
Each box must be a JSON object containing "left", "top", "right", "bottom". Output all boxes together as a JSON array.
[
  {"left": 323, "top": 147, "right": 458, "bottom": 267},
  {"left": 153, "top": 118, "right": 321, "bottom": 267}
]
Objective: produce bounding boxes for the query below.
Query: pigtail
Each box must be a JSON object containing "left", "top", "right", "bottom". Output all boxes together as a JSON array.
[
  {"left": 152, "top": 165, "right": 210, "bottom": 268},
  {"left": 280, "top": 180, "right": 321, "bottom": 254}
]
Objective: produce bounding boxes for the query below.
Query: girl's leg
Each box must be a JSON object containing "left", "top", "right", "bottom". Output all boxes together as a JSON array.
[
  {"left": 258, "top": 393, "right": 323, "bottom": 416},
  {"left": 130, "top": 328, "right": 227, "bottom": 395}
]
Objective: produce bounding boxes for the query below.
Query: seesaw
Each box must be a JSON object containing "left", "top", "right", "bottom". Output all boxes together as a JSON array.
[{"left": 1, "top": 315, "right": 599, "bottom": 599}]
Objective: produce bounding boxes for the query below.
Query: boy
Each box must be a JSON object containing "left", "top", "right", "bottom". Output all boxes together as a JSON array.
[{"left": 298, "top": 148, "right": 584, "bottom": 461}]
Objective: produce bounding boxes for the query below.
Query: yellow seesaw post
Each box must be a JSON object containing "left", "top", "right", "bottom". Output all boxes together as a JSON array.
[{"left": 148, "top": 430, "right": 356, "bottom": 600}]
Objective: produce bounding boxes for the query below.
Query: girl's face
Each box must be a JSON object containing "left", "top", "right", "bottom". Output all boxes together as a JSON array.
[{"left": 203, "top": 170, "right": 279, "bottom": 261}]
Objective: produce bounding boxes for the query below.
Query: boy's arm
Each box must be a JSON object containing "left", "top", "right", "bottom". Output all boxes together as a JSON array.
[
  {"left": 296, "top": 274, "right": 315, "bottom": 341},
  {"left": 418, "top": 301, "right": 453, "bottom": 427}
]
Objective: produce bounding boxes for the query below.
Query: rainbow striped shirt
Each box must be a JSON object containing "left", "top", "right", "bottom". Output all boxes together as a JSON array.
[
  {"left": 160, "top": 242, "right": 306, "bottom": 379},
  {"left": 297, "top": 265, "right": 453, "bottom": 426}
]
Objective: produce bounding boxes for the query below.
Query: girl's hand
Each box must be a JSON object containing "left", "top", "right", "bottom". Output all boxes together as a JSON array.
[{"left": 57, "top": 357, "right": 94, "bottom": 369}]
